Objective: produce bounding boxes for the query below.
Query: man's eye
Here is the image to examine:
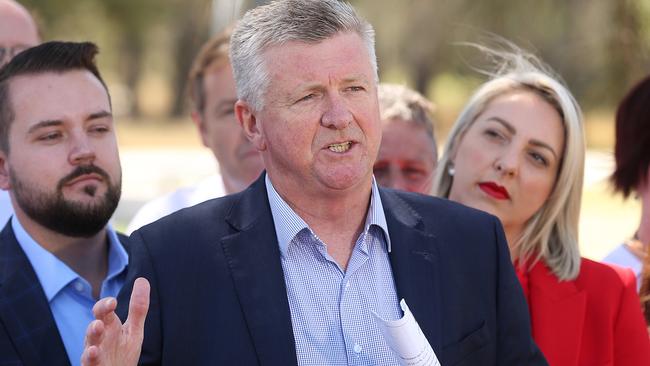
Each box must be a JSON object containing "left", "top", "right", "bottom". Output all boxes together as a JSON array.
[
  {"left": 298, "top": 94, "right": 316, "bottom": 103},
  {"left": 90, "top": 125, "right": 110, "bottom": 134},
  {"left": 403, "top": 167, "right": 426, "bottom": 178},
  {"left": 218, "top": 108, "right": 235, "bottom": 117},
  {"left": 38, "top": 132, "right": 62, "bottom": 141},
  {"left": 347, "top": 86, "right": 365, "bottom": 92}
]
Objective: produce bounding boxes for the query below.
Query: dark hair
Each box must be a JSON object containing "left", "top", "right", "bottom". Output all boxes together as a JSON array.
[
  {"left": 0, "top": 41, "right": 109, "bottom": 153},
  {"left": 611, "top": 75, "right": 650, "bottom": 198}
]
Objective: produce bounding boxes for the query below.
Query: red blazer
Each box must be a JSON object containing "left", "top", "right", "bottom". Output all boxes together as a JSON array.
[{"left": 517, "top": 258, "right": 650, "bottom": 366}]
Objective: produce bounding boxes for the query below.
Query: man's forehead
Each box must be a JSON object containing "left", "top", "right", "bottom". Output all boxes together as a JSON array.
[
  {"left": 9, "top": 71, "right": 111, "bottom": 123},
  {"left": 264, "top": 34, "right": 373, "bottom": 77}
]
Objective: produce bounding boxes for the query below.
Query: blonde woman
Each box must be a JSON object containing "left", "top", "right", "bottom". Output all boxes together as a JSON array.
[{"left": 435, "top": 47, "right": 650, "bottom": 365}]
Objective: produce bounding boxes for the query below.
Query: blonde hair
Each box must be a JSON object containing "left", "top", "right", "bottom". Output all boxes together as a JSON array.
[{"left": 434, "top": 44, "right": 585, "bottom": 281}]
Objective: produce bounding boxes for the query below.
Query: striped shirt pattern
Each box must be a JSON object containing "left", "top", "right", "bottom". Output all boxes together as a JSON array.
[{"left": 266, "top": 175, "right": 402, "bottom": 365}]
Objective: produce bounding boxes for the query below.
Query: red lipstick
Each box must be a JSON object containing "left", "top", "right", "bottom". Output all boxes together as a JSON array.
[{"left": 478, "top": 182, "right": 510, "bottom": 200}]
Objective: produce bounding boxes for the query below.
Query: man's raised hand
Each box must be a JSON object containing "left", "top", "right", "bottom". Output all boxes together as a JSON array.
[{"left": 81, "top": 277, "right": 150, "bottom": 366}]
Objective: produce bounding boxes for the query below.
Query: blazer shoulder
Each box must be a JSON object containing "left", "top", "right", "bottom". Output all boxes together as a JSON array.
[
  {"left": 381, "top": 188, "right": 500, "bottom": 229},
  {"left": 135, "top": 193, "right": 239, "bottom": 235},
  {"left": 576, "top": 258, "right": 637, "bottom": 293}
]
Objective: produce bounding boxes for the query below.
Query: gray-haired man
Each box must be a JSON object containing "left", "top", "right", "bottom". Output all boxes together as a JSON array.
[{"left": 83, "top": 1, "right": 547, "bottom": 365}]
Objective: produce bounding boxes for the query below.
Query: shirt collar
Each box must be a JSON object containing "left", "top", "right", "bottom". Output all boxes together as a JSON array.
[
  {"left": 12, "top": 216, "right": 128, "bottom": 302},
  {"left": 265, "top": 173, "right": 391, "bottom": 256}
]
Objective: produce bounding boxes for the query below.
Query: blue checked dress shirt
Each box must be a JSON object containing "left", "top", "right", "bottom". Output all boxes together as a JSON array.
[
  {"left": 12, "top": 217, "right": 128, "bottom": 366},
  {"left": 266, "top": 175, "right": 403, "bottom": 365}
]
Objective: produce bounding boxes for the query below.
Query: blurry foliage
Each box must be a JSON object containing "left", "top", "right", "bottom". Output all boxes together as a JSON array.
[{"left": 18, "top": 0, "right": 650, "bottom": 123}]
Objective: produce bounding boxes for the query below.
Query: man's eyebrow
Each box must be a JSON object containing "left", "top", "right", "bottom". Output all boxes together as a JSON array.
[
  {"left": 27, "top": 120, "right": 63, "bottom": 134},
  {"left": 341, "top": 74, "right": 370, "bottom": 84},
  {"left": 87, "top": 110, "right": 112, "bottom": 121},
  {"left": 27, "top": 110, "right": 112, "bottom": 134}
]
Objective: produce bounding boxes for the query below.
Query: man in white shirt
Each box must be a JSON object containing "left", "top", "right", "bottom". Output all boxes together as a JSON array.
[{"left": 126, "top": 28, "right": 263, "bottom": 233}]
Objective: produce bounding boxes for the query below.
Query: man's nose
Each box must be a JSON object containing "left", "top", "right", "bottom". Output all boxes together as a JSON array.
[
  {"left": 68, "top": 134, "right": 96, "bottom": 165},
  {"left": 384, "top": 167, "right": 410, "bottom": 192},
  {"left": 321, "top": 94, "right": 353, "bottom": 130}
]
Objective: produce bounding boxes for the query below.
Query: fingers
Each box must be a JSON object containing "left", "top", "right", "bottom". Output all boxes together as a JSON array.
[
  {"left": 84, "top": 319, "right": 105, "bottom": 348},
  {"left": 125, "top": 277, "right": 151, "bottom": 333},
  {"left": 82, "top": 320, "right": 104, "bottom": 366},
  {"left": 81, "top": 345, "right": 100, "bottom": 366},
  {"left": 92, "top": 297, "right": 118, "bottom": 327}
]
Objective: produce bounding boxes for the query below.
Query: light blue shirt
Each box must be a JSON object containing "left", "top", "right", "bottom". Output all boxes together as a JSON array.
[
  {"left": 266, "top": 175, "right": 402, "bottom": 365},
  {"left": 12, "top": 217, "right": 128, "bottom": 366}
]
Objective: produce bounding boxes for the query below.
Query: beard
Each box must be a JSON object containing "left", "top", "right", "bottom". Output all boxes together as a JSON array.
[{"left": 10, "top": 165, "right": 121, "bottom": 238}]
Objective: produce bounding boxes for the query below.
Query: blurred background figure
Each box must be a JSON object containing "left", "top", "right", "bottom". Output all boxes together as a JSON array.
[
  {"left": 373, "top": 83, "right": 437, "bottom": 193},
  {"left": 0, "top": 0, "right": 40, "bottom": 227},
  {"left": 603, "top": 75, "right": 650, "bottom": 292},
  {"left": 434, "top": 46, "right": 650, "bottom": 365},
  {"left": 126, "top": 28, "right": 263, "bottom": 233}
]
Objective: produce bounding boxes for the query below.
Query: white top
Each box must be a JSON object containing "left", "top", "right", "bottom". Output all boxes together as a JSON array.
[
  {"left": 602, "top": 243, "right": 643, "bottom": 291},
  {"left": 0, "top": 190, "right": 14, "bottom": 228},
  {"left": 126, "top": 174, "right": 226, "bottom": 234}
]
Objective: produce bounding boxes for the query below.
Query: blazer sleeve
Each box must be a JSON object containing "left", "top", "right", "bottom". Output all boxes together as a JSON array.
[
  {"left": 116, "top": 229, "right": 162, "bottom": 366},
  {"left": 612, "top": 266, "right": 650, "bottom": 364},
  {"left": 492, "top": 217, "right": 548, "bottom": 365}
]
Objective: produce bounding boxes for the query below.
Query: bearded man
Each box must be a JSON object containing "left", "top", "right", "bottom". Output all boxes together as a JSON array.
[{"left": 0, "top": 41, "right": 127, "bottom": 366}]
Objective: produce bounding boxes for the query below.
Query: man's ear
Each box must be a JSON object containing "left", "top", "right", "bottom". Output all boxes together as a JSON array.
[
  {"left": 190, "top": 110, "right": 210, "bottom": 149},
  {"left": 0, "top": 151, "right": 11, "bottom": 191},
  {"left": 235, "top": 100, "right": 266, "bottom": 151}
]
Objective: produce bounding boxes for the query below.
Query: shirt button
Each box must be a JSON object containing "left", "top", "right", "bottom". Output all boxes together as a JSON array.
[
  {"left": 74, "top": 281, "right": 84, "bottom": 292},
  {"left": 345, "top": 281, "right": 350, "bottom": 290},
  {"left": 353, "top": 343, "right": 362, "bottom": 353}
]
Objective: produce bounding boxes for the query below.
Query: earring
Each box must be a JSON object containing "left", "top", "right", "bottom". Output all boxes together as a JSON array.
[{"left": 448, "top": 163, "right": 455, "bottom": 177}]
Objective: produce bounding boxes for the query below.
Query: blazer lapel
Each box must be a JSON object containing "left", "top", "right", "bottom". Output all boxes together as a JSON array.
[
  {"left": 0, "top": 224, "right": 70, "bottom": 366},
  {"left": 527, "top": 261, "right": 586, "bottom": 366},
  {"left": 220, "top": 176, "right": 297, "bottom": 366},
  {"left": 380, "top": 189, "right": 442, "bottom": 354}
]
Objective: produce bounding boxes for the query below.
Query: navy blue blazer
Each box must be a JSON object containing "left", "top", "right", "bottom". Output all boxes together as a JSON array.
[
  {"left": 122, "top": 175, "right": 547, "bottom": 366},
  {"left": 0, "top": 223, "right": 129, "bottom": 366}
]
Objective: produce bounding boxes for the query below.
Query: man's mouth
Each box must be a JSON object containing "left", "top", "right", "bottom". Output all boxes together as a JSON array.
[
  {"left": 65, "top": 173, "right": 103, "bottom": 186},
  {"left": 328, "top": 141, "right": 352, "bottom": 153}
]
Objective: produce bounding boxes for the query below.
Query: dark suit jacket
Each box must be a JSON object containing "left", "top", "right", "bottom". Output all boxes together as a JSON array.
[
  {"left": 122, "top": 175, "right": 547, "bottom": 366},
  {"left": 0, "top": 223, "right": 129, "bottom": 366}
]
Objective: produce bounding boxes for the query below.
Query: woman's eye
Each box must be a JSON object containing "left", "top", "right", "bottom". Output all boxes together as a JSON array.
[
  {"left": 484, "top": 129, "right": 504, "bottom": 140},
  {"left": 530, "top": 152, "right": 549, "bottom": 166}
]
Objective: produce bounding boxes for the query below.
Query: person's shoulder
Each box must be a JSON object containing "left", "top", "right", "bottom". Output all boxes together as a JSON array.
[
  {"left": 380, "top": 188, "right": 499, "bottom": 228},
  {"left": 126, "top": 181, "right": 220, "bottom": 233},
  {"left": 134, "top": 191, "right": 241, "bottom": 237},
  {"left": 576, "top": 257, "right": 637, "bottom": 293}
]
